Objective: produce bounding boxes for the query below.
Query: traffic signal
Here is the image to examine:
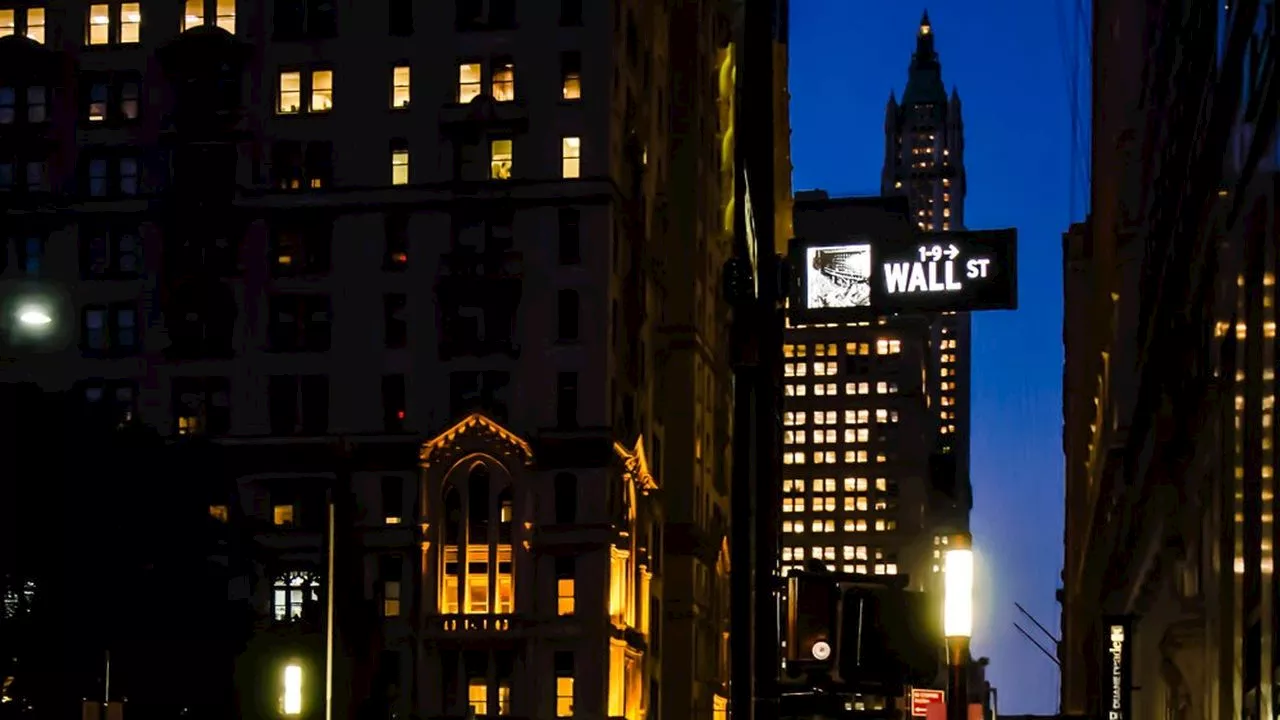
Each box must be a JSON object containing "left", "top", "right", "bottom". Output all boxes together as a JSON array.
[{"left": 782, "top": 570, "right": 942, "bottom": 694}]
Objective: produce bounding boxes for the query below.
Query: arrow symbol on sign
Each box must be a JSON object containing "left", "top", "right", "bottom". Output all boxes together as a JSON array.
[{"left": 945, "top": 244, "right": 960, "bottom": 260}]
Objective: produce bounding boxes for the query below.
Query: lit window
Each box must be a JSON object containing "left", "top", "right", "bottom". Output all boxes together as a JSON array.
[
  {"left": 498, "top": 683, "right": 511, "bottom": 716},
  {"left": 391, "top": 143, "right": 409, "bottom": 185},
  {"left": 458, "top": 62, "right": 482, "bottom": 104},
  {"left": 0, "top": 9, "right": 12, "bottom": 37},
  {"left": 282, "top": 665, "right": 302, "bottom": 716},
  {"left": 468, "top": 680, "right": 487, "bottom": 716},
  {"left": 25, "top": 8, "right": 44, "bottom": 43},
  {"left": 490, "top": 139, "right": 513, "bottom": 180},
  {"left": 556, "top": 677, "right": 574, "bottom": 717},
  {"left": 561, "top": 136, "right": 581, "bottom": 179},
  {"left": 272, "top": 571, "right": 319, "bottom": 621},
  {"left": 392, "top": 65, "right": 411, "bottom": 108},
  {"left": 87, "top": 3, "right": 111, "bottom": 45},
  {"left": 309, "top": 70, "right": 333, "bottom": 112},
  {"left": 216, "top": 0, "right": 235, "bottom": 32},
  {"left": 492, "top": 59, "right": 515, "bottom": 101},
  {"left": 383, "top": 580, "right": 401, "bottom": 616},
  {"left": 273, "top": 504, "right": 295, "bottom": 526},
  {"left": 120, "top": 3, "right": 140, "bottom": 43},
  {"left": 209, "top": 504, "right": 229, "bottom": 522},
  {"left": 182, "top": 0, "right": 200, "bottom": 30},
  {"left": 561, "top": 51, "right": 581, "bottom": 100},
  {"left": 278, "top": 71, "right": 301, "bottom": 114},
  {"left": 558, "top": 577, "right": 575, "bottom": 615}
]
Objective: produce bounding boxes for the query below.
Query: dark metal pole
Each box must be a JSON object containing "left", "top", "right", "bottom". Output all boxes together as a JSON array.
[{"left": 947, "top": 638, "right": 970, "bottom": 720}]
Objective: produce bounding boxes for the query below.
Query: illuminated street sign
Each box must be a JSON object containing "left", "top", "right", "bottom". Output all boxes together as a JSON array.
[
  {"left": 788, "top": 229, "right": 1017, "bottom": 322},
  {"left": 910, "top": 688, "right": 945, "bottom": 717}
]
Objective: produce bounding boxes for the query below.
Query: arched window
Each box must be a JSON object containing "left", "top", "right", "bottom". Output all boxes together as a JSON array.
[
  {"left": 272, "top": 571, "right": 320, "bottom": 622},
  {"left": 441, "top": 462, "right": 516, "bottom": 615}
]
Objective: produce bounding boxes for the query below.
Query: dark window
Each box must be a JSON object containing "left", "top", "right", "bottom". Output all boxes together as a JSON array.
[
  {"left": 560, "top": 0, "right": 582, "bottom": 26},
  {"left": 83, "top": 154, "right": 140, "bottom": 198},
  {"left": 80, "top": 379, "right": 138, "bottom": 426},
  {"left": 557, "top": 289, "right": 579, "bottom": 341},
  {"left": 304, "top": 141, "right": 333, "bottom": 188},
  {"left": 270, "top": 222, "right": 331, "bottom": 276},
  {"left": 554, "top": 473, "right": 576, "bottom": 523},
  {"left": 455, "top": 0, "right": 482, "bottom": 29},
  {"left": 449, "top": 371, "right": 510, "bottom": 422},
  {"left": 81, "top": 225, "right": 142, "bottom": 278},
  {"left": 172, "top": 376, "right": 231, "bottom": 435},
  {"left": 271, "top": 141, "right": 304, "bottom": 190},
  {"left": 558, "top": 208, "right": 580, "bottom": 264},
  {"left": 389, "top": 0, "right": 412, "bottom": 34},
  {"left": 84, "top": 74, "right": 140, "bottom": 123},
  {"left": 381, "top": 476, "right": 404, "bottom": 521},
  {"left": 274, "top": 0, "right": 335, "bottom": 39},
  {"left": 384, "top": 294, "right": 408, "bottom": 348},
  {"left": 0, "top": 85, "right": 48, "bottom": 125},
  {"left": 382, "top": 374, "right": 406, "bottom": 432},
  {"left": 268, "top": 375, "right": 329, "bottom": 435},
  {"left": 268, "top": 294, "right": 332, "bottom": 352},
  {"left": 17, "top": 237, "right": 43, "bottom": 276},
  {"left": 81, "top": 302, "right": 139, "bottom": 355},
  {"left": 384, "top": 213, "right": 409, "bottom": 270},
  {"left": 555, "top": 372, "right": 578, "bottom": 429},
  {"left": 489, "top": 0, "right": 515, "bottom": 26}
]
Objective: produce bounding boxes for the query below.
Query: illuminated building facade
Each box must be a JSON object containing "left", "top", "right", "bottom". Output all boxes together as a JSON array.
[
  {"left": 881, "top": 11, "right": 971, "bottom": 539},
  {"left": 781, "top": 193, "right": 953, "bottom": 590},
  {"left": 0, "top": 1, "right": 738, "bottom": 718},
  {"left": 1060, "top": 2, "right": 1279, "bottom": 720}
]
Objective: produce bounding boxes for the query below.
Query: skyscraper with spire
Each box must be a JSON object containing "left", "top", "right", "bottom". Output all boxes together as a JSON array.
[
  {"left": 882, "top": 10, "right": 972, "bottom": 538},
  {"left": 777, "top": 12, "right": 971, "bottom": 594}
]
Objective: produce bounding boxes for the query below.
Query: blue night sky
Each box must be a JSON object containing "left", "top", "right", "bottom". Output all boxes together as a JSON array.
[{"left": 789, "top": 1, "right": 1082, "bottom": 713}]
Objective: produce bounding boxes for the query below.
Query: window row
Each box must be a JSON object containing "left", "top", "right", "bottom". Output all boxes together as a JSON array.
[
  {"left": 386, "top": 135, "right": 583, "bottom": 185},
  {"left": 781, "top": 518, "right": 899, "bottom": 534},
  {"left": 782, "top": 450, "right": 892, "bottom": 465},
  {"left": 784, "top": 381, "right": 900, "bottom": 397},
  {"left": 783, "top": 428, "right": 874, "bottom": 445},
  {"left": 782, "top": 477, "right": 895, "bottom": 494},
  {"left": 274, "top": 53, "right": 583, "bottom": 119},
  {"left": 782, "top": 497, "right": 895, "bottom": 513},
  {"left": 784, "top": 340, "right": 902, "bottom": 358},
  {"left": 783, "top": 409, "right": 901, "bottom": 425}
]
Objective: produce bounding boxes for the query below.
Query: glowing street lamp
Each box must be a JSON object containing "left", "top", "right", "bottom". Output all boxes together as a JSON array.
[
  {"left": 15, "top": 304, "right": 53, "bottom": 329},
  {"left": 282, "top": 663, "right": 303, "bottom": 716},
  {"left": 943, "top": 535, "right": 974, "bottom": 720}
]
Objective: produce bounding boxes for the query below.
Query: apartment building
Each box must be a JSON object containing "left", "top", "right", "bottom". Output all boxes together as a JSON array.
[{"left": 0, "top": 1, "right": 740, "bottom": 718}]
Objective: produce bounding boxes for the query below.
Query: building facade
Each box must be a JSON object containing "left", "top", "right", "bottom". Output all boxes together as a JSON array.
[
  {"left": 0, "top": 1, "right": 745, "bottom": 718},
  {"left": 1060, "top": 3, "right": 1279, "bottom": 720},
  {"left": 778, "top": 14, "right": 968, "bottom": 590}
]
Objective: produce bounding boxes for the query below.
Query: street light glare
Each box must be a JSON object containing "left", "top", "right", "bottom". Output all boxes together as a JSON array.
[
  {"left": 16, "top": 306, "right": 53, "bottom": 327},
  {"left": 943, "top": 548, "right": 974, "bottom": 638}
]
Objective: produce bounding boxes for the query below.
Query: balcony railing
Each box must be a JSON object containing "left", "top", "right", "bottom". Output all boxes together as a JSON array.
[{"left": 433, "top": 613, "right": 516, "bottom": 633}]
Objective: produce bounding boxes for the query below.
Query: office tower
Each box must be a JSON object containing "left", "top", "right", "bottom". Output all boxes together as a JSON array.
[
  {"left": 781, "top": 194, "right": 940, "bottom": 588},
  {"left": 778, "top": 14, "right": 967, "bottom": 591},
  {"left": 0, "top": 1, "right": 736, "bottom": 718},
  {"left": 881, "top": 12, "right": 970, "bottom": 533}
]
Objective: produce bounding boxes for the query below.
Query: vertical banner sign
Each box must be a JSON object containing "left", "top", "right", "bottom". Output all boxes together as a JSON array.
[{"left": 1103, "top": 617, "right": 1132, "bottom": 720}]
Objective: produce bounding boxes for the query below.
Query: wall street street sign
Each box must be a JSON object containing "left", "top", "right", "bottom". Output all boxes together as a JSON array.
[{"left": 788, "top": 229, "right": 1017, "bottom": 323}]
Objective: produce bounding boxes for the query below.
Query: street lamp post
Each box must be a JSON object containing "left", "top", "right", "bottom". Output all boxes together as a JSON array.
[{"left": 943, "top": 536, "right": 974, "bottom": 720}]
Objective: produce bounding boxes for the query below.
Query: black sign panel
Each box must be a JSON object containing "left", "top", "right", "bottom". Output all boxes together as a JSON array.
[
  {"left": 1102, "top": 616, "right": 1132, "bottom": 720},
  {"left": 787, "top": 229, "right": 1018, "bottom": 323}
]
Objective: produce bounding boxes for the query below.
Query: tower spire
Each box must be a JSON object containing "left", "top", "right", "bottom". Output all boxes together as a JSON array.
[{"left": 902, "top": 9, "right": 946, "bottom": 106}]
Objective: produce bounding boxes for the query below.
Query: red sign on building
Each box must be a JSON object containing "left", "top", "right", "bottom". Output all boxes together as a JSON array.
[{"left": 910, "top": 688, "right": 946, "bottom": 717}]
